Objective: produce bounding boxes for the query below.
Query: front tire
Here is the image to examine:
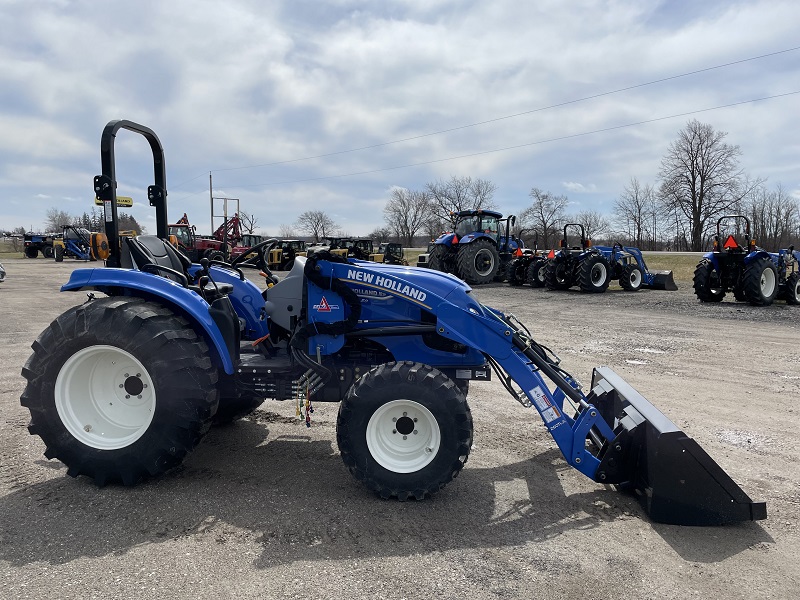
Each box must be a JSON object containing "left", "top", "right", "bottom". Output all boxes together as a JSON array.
[
  {"left": 457, "top": 239, "right": 500, "bottom": 285},
  {"left": 579, "top": 254, "right": 611, "bottom": 293},
  {"left": 783, "top": 272, "right": 800, "bottom": 305},
  {"left": 337, "top": 362, "right": 473, "bottom": 500},
  {"left": 743, "top": 257, "right": 778, "bottom": 306},
  {"left": 54, "top": 246, "right": 64, "bottom": 262},
  {"left": 25, "top": 246, "right": 38, "bottom": 259},
  {"left": 20, "top": 297, "right": 219, "bottom": 486},
  {"left": 527, "top": 258, "right": 547, "bottom": 287},
  {"left": 693, "top": 259, "right": 725, "bottom": 302},
  {"left": 620, "top": 264, "right": 643, "bottom": 291}
]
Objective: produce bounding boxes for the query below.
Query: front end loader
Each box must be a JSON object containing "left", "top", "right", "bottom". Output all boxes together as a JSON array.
[{"left": 20, "top": 120, "right": 765, "bottom": 526}]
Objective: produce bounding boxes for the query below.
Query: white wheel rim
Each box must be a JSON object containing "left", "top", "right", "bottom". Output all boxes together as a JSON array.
[
  {"left": 630, "top": 269, "right": 642, "bottom": 287},
  {"left": 55, "top": 345, "right": 156, "bottom": 450},
  {"left": 760, "top": 268, "right": 776, "bottom": 297},
  {"left": 591, "top": 263, "right": 607, "bottom": 285},
  {"left": 366, "top": 399, "right": 441, "bottom": 473},
  {"left": 794, "top": 279, "right": 800, "bottom": 300},
  {"left": 474, "top": 249, "right": 495, "bottom": 276}
]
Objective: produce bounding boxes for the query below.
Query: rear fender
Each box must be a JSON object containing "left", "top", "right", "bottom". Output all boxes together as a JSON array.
[
  {"left": 743, "top": 250, "right": 774, "bottom": 265},
  {"left": 60, "top": 268, "right": 235, "bottom": 373}
]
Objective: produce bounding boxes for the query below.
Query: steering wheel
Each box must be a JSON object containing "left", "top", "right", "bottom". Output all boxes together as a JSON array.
[{"left": 230, "top": 238, "right": 279, "bottom": 284}]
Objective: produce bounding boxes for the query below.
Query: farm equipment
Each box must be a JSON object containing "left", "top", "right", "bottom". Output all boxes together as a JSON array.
[
  {"left": 694, "top": 215, "right": 800, "bottom": 306},
  {"left": 544, "top": 224, "right": 676, "bottom": 293},
  {"left": 370, "top": 242, "right": 407, "bottom": 265},
  {"left": 20, "top": 120, "right": 766, "bottom": 527},
  {"left": 168, "top": 213, "right": 230, "bottom": 262},
  {"left": 429, "top": 210, "right": 523, "bottom": 284},
  {"left": 506, "top": 237, "right": 549, "bottom": 287},
  {"left": 229, "top": 233, "right": 263, "bottom": 261},
  {"left": 23, "top": 232, "right": 57, "bottom": 258},
  {"left": 267, "top": 239, "right": 308, "bottom": 271},
  {"left": 415, "top": 242, "right": 436, "bottom": 268},
  {"left": 53, "top": 226, "right": 109, "bottom": 262}
]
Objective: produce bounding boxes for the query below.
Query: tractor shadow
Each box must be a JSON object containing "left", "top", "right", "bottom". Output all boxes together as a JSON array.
[{"left": 0, "top": 413, "right": 772, "bottom": 568}]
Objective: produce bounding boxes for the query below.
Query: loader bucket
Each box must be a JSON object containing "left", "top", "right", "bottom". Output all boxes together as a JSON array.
[
  {"left": 588, "top": 367, "right": 766, "bottom": 526},
  {"left": 645, "top": 270, "right": 678, "bottom": 291}
]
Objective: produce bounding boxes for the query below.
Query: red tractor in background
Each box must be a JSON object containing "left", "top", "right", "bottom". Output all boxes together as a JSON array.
[{"left": 168, "top": 213, "right": 240, "bottom": 262}]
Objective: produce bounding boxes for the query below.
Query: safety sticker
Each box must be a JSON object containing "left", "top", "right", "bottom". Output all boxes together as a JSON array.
[
  {"left": 541, "top": 406, "right": 561, "bottom": 423},
  {"left": 530, "top": 386, "right": 552, "bottom": 412},
  {"left": 313, "top": 296, "right": 340, "bottom": 312}
]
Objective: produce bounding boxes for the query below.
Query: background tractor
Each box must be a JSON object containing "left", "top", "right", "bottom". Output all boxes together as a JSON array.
[
  {"left": 19, "top": 120, "right": 766, "bottom": 528},
  {"left": 694, "top": 215, "right": 800, "bottom": 306},
  {"left": 369, "top": 242, "right": 407, "bottom": 265},
  {"left": 544, "top": 224, "right": 676, "bottom": 293},
  {"left": 429, "top": 210, "right": 523, "bottom": 284},
  {"left": 53, "top": 225, "right": 109, "bottom": 262},
  {"left": 168, "top": 213, "right": 230, "bottom": 262}
]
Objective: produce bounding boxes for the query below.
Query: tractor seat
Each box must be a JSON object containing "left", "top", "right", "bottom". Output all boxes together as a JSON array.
[{"left": 125, "top": 236, "right": 233, "bottom": 301}]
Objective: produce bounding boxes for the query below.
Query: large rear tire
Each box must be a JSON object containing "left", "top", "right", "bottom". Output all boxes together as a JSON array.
[
  {"left": 457, "top": 239, "right": 500, "bottom": 285},
  {"left": 20, "top": 297, "right": 219, "bottom": 486},
  {"left": 693, "top": 259, "right": 725, "bottom": 302},
  {"left": 337, "top": 362, "right": 473, "bottom": 501},
  {"left": 427, "top": 245, "right": 453, "bottom": 274},
  {"left": 545, "top": 258, "right": 573, "bottom": 290},
  {"left": 43, "top": 246, "right": 54, "bottom": 259},
  {"left": 527, "top": 258, "right": 547, "bottom": 287},
  {"left": 579, "top": 254, "right": 611, "bottom": 293},
  {"left": 25, "top": 246, "right": 38, "bottom": 259},
  {"left": 506, "top": 257, "right": 528, "bottom": 286},
  {"left": 743, "top": 257, "right": 778, "bottom": 306},
  {"left": 54, "top": 246, "right": 64, "bottom": 262}
]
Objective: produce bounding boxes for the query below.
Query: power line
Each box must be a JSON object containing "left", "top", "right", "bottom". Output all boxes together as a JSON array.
[
  {"left": 209, "top": 46, "right": 800, "bottom": 174},
  {"left": 211, "top": 91, "right": 799, "bottom": 191}
]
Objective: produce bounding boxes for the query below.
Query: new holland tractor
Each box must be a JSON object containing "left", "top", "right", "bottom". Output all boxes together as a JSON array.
[
  {"left": 20, "top": 120, "right": 765, "bottom": 526},
  {"left": 693, "top": 215, "right": 800, "bottom": 306},
  {"left": 544, "top": 224, "right": 676, "bottom": 293},
  {"left": 429, "top": 210, "right": 523, "bottom": 285}
]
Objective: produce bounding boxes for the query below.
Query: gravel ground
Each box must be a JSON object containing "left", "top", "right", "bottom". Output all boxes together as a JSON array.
[{"left": 1, "top": 256, "right": 798, "bottom": 599}]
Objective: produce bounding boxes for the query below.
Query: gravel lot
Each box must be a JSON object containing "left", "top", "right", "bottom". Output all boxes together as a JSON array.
[{"left": 1, "top": 256, "right": 798, "bottom": 599}]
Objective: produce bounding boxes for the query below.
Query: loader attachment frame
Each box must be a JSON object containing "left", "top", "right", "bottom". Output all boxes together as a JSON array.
[{"left": 433, "top": 298, "right": 764, "bottom": 525}]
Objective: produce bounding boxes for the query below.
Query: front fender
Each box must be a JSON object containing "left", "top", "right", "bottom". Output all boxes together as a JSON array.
[{"left": 61, "top": 268, "right": 235, "bottom": 373}]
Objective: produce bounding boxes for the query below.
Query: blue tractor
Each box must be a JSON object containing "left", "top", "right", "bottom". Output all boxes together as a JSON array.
[
  {"left": 694, "top": 215, "right": 800, "bottom": 306},
  {"left": 20, "top": 120, "right": 765, "bottom": 525},
  {"left": 544, "top": 224, "right": 676, "bottom": 293},
  {"left": 428, "top": 209, "right": 523, "bottom": 284}
]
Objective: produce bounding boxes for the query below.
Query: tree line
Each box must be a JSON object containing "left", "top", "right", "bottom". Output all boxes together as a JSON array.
[{"left": 288, "top": 119, "right": 799, "bottom": 252}]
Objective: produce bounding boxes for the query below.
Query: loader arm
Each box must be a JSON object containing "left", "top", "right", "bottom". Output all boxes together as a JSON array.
[{"left": 312, "top": 259, "right": 765, "bottom": 525}]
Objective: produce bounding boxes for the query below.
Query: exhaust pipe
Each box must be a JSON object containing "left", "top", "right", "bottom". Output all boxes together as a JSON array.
[{"left": 588, "top": 367, "right": 766, "bottom": 525}]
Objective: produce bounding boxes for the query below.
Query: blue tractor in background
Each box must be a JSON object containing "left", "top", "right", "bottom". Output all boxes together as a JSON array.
[
  {"left": 19, "top": 120, "right": 765, "bottom": 526},
  {"left": 694, "top": 215, "right": 800, "bottom": 306},
  {"left": 544, "top": 224, "right": 677, "bottom": 293},
  {"left": 428, "top": 209, "right": 523, "bottom": 284}
]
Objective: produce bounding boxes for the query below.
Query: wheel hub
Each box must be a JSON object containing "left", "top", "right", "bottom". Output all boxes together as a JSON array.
[
  {"left": 55, "top": 345, "right": 156, "bottom": 450},
  {"left": 366, "top": 399, "right": 441, "bottom": 473}
]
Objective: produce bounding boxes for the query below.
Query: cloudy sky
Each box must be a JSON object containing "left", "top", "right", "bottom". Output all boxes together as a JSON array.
[{"left": 1, "top": 0, "right": 798, "bottom": 236}]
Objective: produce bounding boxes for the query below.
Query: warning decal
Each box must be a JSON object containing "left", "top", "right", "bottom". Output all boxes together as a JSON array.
[
  {"left": 530, "top": 386, "right": 552, "bottom": 412},
  {"left": 313, "top": 296, "right": 340, "bottom": 312}
]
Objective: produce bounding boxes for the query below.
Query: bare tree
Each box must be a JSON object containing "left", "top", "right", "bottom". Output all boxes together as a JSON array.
[
  {"left": 573, "top": 209, "right": 610, "bottom": 242},
  {"left": 368, "top": 225, "right": 394, "bottom": 242},
  {"left": 425, "top": 176, "right": 497, "bottom": 227},
  {"left": 742, "top": 183, "right": 800, "bottom": 249},
  {"left": 45, "top": 207, "right": 74, "bottom": 233},
  {"left": 383, "top": 187, "right": 431, "bottom": 247},
  {"left": 518, "top": 188, "right": 569, "bottom": 249},
  {"left": 278, "top": 223, "right": 295, "bottom": 238},
  {"left": 239, "top": 211, "right": 259, "bottom": 235},
  {"left": 295, "top": 210, "right": 337, "bottom": 241},
  {"left": 614, "top": 177, "right": 657, "bottom": 248},
  {"left": 658, "top": 120, "right": 759, "bottom": 251}
]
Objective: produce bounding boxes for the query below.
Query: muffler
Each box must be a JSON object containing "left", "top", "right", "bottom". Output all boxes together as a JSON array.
[{"left": 587, "top": 367, "right": 766, "bottom": 525}]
